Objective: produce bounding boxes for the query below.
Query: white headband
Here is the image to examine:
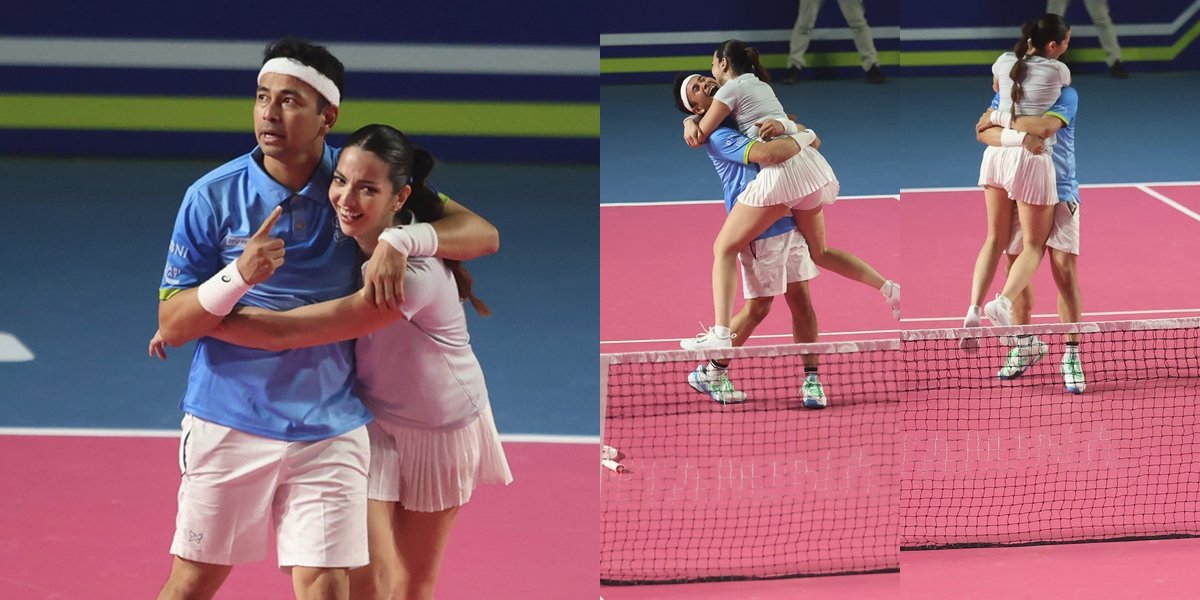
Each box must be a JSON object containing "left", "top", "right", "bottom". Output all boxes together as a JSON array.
[
  {"left": 257, "top": 57, "right": 341, "bottom": 107},
  {"left": 679, "top": 74, "right": 700, "bottom": 112}
]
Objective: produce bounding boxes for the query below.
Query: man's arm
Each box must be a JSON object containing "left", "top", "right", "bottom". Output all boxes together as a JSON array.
[
  {"left": 209, "top": 294, "right": 404, "bottom": 352},
  {"left": 1010, "top": 113, "right": 1067, "bottom": 139},
  {"left": 429, "top": 196, "right": 499, "bottom": 260},
  {"left": 976, "top": 123, "right": 1047, "bottom": 154},
  {"left": 158, "top": 206, "right": 284, "bottom": 346}
]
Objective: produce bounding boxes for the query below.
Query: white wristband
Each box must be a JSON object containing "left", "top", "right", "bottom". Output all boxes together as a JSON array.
[
  {"left": 990, "top": 111, "right": 1013, "bottom": 128},
  {"left": 790, "top": 129, "right": 817, "bottom": 148},
  {"left": 379, "top": 222, "right": 439, "bottom": 258},
  {"left": 779, "top": 119, "right": 799, "bottom": 135},
  {"left": 1000, "top": 128, "right": 1027, "bottom": 147},
  {"left": 197, "top": 261, "right": 252, "bottom": 316}
]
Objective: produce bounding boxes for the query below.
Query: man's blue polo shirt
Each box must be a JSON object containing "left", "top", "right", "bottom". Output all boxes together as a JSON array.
[
  {"left": 160, "top": 143, "right": 372, "bottom": 441},
  {"left": 706, "top": 125, "right": 796, "bottom": 241}
]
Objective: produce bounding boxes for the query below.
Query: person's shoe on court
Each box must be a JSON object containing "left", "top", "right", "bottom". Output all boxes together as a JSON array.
[
  {"left": 782, "top": 66, "right": 802, "bottom": 85},
  {"left": 997, "top": 336, "right": 1047, "bottom": 380},
  {"left": 866, "top": 64, "right": 886, "bottom": 84},
  {"left": 681, "top": 325, "right": 733, "bottom": 350},
  {"left": 688, "top": 363, "right": 747, "bottom": 404},
  {"left": 1061, "top": 350, "right": 1086, "bottom": 393},
  {"left": 959, "top": 305, "right": 983, "bottom": 350},
  {"left": 984, "top": 294, "right": 1013, "bottom": 327},
  {"left": 881, "top": 280, "right": 900, "bottom": 320},
  {"left": 800, "top": 374, "right": 827, "bottom": 409},
  {"left": 1109, "top": 61, "right": 1129, "bottom": 79}
]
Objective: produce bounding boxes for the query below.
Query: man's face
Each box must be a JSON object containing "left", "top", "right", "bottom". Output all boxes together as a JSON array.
[
  {"left": 685, "top": 75, "right": 720, "bottom": 115},
  {"left": 254, "top": 72, "right": 336, "bottom": 163}
]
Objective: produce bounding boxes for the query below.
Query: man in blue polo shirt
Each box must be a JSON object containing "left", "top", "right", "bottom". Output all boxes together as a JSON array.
[
  {"left": 154, "top": 38, "right": 498, "bottom": 600},
  {"left": 673, "top": 73, "right": 829, "bottom": 409},
  {"left": 975, "top": 87, "right": 1086, "bottom": 394}
]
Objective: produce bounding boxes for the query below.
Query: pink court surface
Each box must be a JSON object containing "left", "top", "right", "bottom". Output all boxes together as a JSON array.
[
  {"left": 0, "top": 432, "right": 596, "bottom": 599},
  {"left": 600, "top": 182, "right": 1200, "bottom": 598}
]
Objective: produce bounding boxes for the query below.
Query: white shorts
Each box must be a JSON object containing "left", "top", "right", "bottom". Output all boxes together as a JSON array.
[
  {"left": 739, "top": 228, "right": 820, "bottom": 299},
  {"left": 366, "top": 403, "right": 513, "bottom": 513},
  {"left": 1005, "top": 201, "right": 1080, "bottom": 256},
  {"left": 170, "top": 415, "right": 370, "bottom": 568},
  {"left": 737, "top": 145, "right": 839, "bottom": 208},
  {"left": 978, "top": 145, "right": 1058, "bottom": 206}
]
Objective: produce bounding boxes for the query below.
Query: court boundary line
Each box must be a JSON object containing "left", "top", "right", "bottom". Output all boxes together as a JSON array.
[
  {"left": 602, "top": 194, "right": 897, "bottom": 207},
  {"left": 1137, "top": 185, "right": 1200, "bottom": 223},
  {"left": 901, "top": 181, "right": 1200, "bottom": 194},
  {"left": 0, "top": 427, "right": 599, "bottom": 444},
  {"left": 602, "top": 308, "right": 1200, "bottom": 345},
  {"left": 603, "top": 182, "right": 1200, "bottom": 205}
]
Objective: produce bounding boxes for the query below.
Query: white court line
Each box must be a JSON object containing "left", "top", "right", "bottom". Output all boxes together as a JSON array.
[
  {"left": 601, "top": 194, "right": 898, "bottom": 207},
  {"left": 601, "top": 329, "right": 901, "bottom": 346},
  {"left": 901, "top": 181, "right": 1200, "bottom": 194},
  {"left": 1138, "top": 185, "right": 1200, "bottom": 224},
  {"left": 0, "top": 332, "right": 34, "bottom": 362},
  {"left": 606, "top": 182, "right": 1200, "bottom": 206},
  {"left": 602, "top": 308, "right": 1200, "bottom": 345},
  {"left": 0, "top": 427, "right": 599, "bottom": 444},
  {"left": 904, "top": 308, "right": 1200, "bottom": 324}
]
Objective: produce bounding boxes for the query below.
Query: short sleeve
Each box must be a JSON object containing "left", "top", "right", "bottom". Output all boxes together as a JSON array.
[
  {"left": 1057, "top": 61, "right": 1071, "bottom": 86},
  {"left": 712, "top": 80, "right": 740, "bottom": 112},
  {"left": 706, "top": 127, "right": 756, "bottom": 166},
  {"left": 1045, "top": 86, "right": 1078, "bottom": 125},
  {"left": 159, "top": 186, "right": 222, "bottom": 299},
  {"left": 990, "top": 92, "right": 1001, "bottom": 110},
  {"left": 396, "top": 258, "right": 441, "bottom": 321}
]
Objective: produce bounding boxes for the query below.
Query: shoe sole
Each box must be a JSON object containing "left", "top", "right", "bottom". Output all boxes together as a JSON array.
[{"left": 803, "top": 399, "right": 827, "bottom": 409}]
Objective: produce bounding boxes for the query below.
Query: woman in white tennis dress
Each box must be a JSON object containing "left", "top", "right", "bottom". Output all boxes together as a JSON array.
[
  {"left": 678, "top": 39, "right": 898, "bottom": 351},
  {"left": 970, "top": 14, "right": 1073, "bottom": 328},
  {"left": 201, "top": 124, "right": 511, "bottom": 600}
]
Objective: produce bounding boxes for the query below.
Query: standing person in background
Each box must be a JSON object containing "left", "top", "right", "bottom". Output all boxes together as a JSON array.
[
  {"left": 1047, "top": 0, "right": 1128, "bottom": 78},
  {"left": 783, "top": 0, "right": 887, "bottom": 84}
]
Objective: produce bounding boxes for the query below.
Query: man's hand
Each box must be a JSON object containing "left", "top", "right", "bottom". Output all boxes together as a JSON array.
[
  {"left": 363, "top": 239, "right": 407, "bottom": 309},
  {"left": 148, "top": 329, "right": 169, "bottom": 360},
  {"left": 1022, "top": 133, "right": 1046, "bottom": 155},
  {"left": 977, "top": 109, "right": 997, "bottom": 133},
  {"left": 683, "top": 118, "right": 703, "bottom": 148},
  {"left": 755, "top": 119, "right": 791, "bottom": 140},
  {"left": 235, "top": 206, "right": 285, "bottom": 285}
]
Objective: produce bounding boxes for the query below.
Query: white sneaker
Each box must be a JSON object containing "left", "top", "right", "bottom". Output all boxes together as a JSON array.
[
  {"left": 1061, "top": 351, "right": 1086, "bottom": 394},
  {"left": 983, "top": 294, "right": 1013, "bottom": 327},
  {"left": 997, "top": 336, "right": 1047, "bottom": 380},
  {"left": 881, "top": 281, "right": 900, "bottom": 320},
  {"left": 800, "top": 374, "right": 827, "bottom": 409},
  {"left": 959, "top": 305, "right": 982, "bottom": 351},
  {"left": 687, "top": 363, "right": 747, "bottom": 404},
  {"left": 680, "top": 326, "right": 733, "bottom": 350}
]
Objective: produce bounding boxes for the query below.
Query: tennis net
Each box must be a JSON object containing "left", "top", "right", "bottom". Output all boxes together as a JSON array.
[
  {"left": 600, "top": 340, "right": 901, "bottom": 584},
  {"left": 901, "top": 317, "right": 1200, "bottom": 549}
]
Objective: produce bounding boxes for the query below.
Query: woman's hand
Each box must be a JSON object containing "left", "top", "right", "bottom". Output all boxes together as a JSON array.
[{"left": 683, "top": 118, "right": 704, "bottom": 148}]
